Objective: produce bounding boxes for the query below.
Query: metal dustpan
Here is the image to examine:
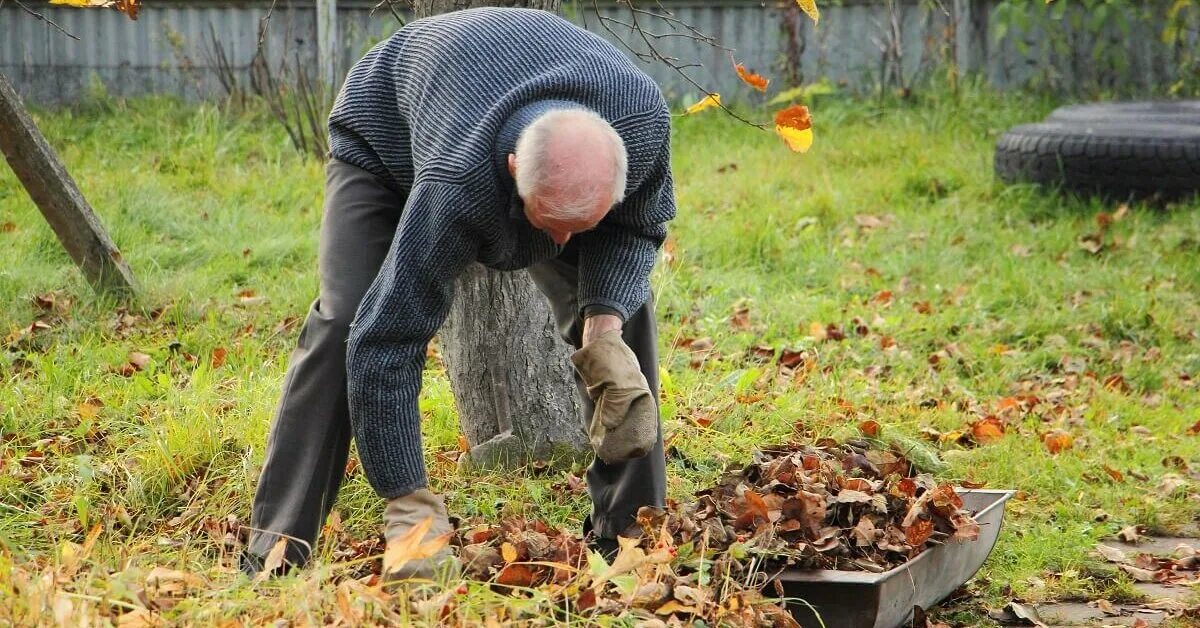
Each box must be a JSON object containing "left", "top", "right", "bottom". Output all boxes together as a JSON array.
[{"left": 775, "top": 489, "right": 1014, "bottom": 628}]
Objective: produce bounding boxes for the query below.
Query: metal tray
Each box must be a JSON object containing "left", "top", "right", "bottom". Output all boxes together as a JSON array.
[{"left": 775, "top": 489, "right": 1015, "bottom": 628}]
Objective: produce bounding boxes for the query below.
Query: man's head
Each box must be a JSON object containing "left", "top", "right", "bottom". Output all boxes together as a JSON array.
[{"left": 507, "top": 108, "right": 627, "bottom": 246}]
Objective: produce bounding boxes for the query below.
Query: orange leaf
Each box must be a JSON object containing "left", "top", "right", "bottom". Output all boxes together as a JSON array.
[
  {"left": 733, "top": 62, "right": 769, "bottom": 92},
  {"left": 495, "top": 563, "right": 536, "bottom": 587},
  {"left": 858, "top": 420, "right": 880, "bottom": 437},
  {"left": 905, "top": 519, "right": 934, "bottom": 546},
  {"left": 970, "top": 416, "right": 1005, "bottom": 444},
  {"left": 211, "top": 347, "right": 228, "bottom": 369},
  {"left": 774, "top": 104, "right": 814, "bottom": 153},
  {"left": 1043, "top": 430, "right": 1074, "bottom": 454}
]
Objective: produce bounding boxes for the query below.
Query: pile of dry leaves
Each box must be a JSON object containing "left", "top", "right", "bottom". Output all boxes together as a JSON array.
[
  {"left": 437, "top": 440, "right": 981, "bottom": 624},
  {"left": 634, "top": 439, "right": 981, "bottom": 574}
]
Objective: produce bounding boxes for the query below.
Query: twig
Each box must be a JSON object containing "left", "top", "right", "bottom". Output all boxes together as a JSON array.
[
  {"left": 11, "top": 0, "right": 79, "bottom": 40},
  {"left": 621, "top": 0, "right": 766, "bottom": 129},
  {"left": 257, "top": 0, "right": 278, "bottom": 48},
  {"left": 370, "top": 0, "right": 405, "bottom": 26}
]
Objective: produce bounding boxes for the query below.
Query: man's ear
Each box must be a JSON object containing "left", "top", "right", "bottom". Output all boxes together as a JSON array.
[{"left": 507, "top": 153, "right": 517, "bottom": 177}]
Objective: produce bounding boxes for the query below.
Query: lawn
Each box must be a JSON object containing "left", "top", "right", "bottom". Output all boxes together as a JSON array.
[{"left": 1, "top": 89, "right": 1199, "bottom": 625}]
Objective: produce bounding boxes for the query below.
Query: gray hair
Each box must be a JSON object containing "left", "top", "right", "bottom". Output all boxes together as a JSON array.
[{"left": 513, "top": 108, "right": 628, "bottom": 221}]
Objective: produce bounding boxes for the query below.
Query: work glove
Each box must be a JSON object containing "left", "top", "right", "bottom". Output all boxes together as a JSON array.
[
  {"left": 570, "top": 329, "right": 657, "bottom": 464},
  {"left": 382, "top": 488, "right": 460, "bottom": 582}
]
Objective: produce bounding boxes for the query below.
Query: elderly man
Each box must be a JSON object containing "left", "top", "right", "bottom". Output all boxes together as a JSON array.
[{"left": 243, "top": 7, "right": 675, "bottom": 578}]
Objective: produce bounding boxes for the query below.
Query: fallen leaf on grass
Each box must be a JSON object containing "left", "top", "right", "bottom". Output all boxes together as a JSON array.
[
  {"left": 1042, "top": 430, "right": 1074, "bottom": 454},
  {"left": 211, "top": 347, "right": 227, "bottom": 369},
  {"left": 990, "top": 601, "right": 1047, "bottom": 627},
  {"left": 1097, "top": 544, "right": 1128, "bottom": 564},
  {"left": 1103, "top": 465, "right": 1125, "bottom": 482},
  {"left": 253, "top": 537, "right": 288, "bottom": 583},
  {"left": 495, "top": 563, "right": 536, "bottom": 588},
  {"left": 970, "top": 416, "right": 1005, "bottom": 444},
  {"left": 1118, "top": 525, "right": 1142, "bottom": 543},
  {"left": 1079, "top": 232, "right": 1105, "bottom": 254},
  {"left": 76, "top": 397, "right": 103, "bottom": 420},
  {"left": 730, "top": 304, "right": 751, "bottom": 331},
  {"left": 146, "top": 566, "right": 205, "bottom": 597},
  {"left": 1119, "top": 563, "right": 1159, "bottom": 582}
]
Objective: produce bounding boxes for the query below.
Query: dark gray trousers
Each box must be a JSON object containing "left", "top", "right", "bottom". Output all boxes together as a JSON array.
[{"left": 247, "top": 159, "right": 665, "bottom": 564}]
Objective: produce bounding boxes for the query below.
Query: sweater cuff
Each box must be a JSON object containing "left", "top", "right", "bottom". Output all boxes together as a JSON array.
[
  {"left": 582, "top": 304, "right": 624, "bottom": 322},
  {"left": 579, "top": 297, "right": 630, "bottom": 323}
]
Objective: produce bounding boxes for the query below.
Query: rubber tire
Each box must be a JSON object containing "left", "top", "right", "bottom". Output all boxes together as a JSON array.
[
  {"left": 1046, "top": 101, "right": 1200, "bottom": 127},
  {"left": 994, "top": 122, "right": 1200, "bottom": 198}
]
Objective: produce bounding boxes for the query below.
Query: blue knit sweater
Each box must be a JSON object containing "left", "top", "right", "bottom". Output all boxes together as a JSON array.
[{"left": 328, "top": 7, "right": 676, "bottom": 498}]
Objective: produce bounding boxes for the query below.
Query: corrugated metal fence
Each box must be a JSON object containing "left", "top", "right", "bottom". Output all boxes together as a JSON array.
[{"left": 1, "top": 0, "right": 1195, "bottom": 105}]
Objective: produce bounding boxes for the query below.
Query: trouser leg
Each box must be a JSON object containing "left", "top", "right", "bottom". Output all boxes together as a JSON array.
[
  {"left": 246, "top": 160, "right": 403, "bottom": 567},
  {"left": 527, "top": 257, "right": 667, "bottom": 540}
]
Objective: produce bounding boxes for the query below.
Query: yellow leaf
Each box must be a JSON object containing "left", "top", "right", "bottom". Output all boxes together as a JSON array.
[
  {"left": 500, "top": 541, "right": 518, "bottom": 563},
  {"left": 776, "top": 125, "right": 814, "bottom": 153},
  {"left": 48, "top": 0, "right": 112, "bottom": 7},
  {"left": 684, "top": 93, "right": 720, "bottom": 115},
  {"left": 774, "top": 104, "right": 814, "bottom": 153},
  {"left": 795, "top": 0, "right": 820, "bottom": 24}
]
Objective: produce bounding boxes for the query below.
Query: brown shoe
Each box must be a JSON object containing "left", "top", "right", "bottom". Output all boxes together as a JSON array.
[{"left": 382, "top": 489, "right": 460, "bottom": 581}]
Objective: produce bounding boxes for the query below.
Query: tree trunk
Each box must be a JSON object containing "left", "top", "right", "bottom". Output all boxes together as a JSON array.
[
  {"left": 0, "top": 71, "right": 137, "bottom": 299},
  {"left": 416, "top": 0, "right": 589, "bottom": 469}
]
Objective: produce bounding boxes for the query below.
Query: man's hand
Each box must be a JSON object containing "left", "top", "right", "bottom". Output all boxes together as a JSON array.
[
  {"left": 570, "top": 328, "right": 657, "bottom": 463},
  {"left": 582, "top": 313, "right": 622, "bottom": 345}
]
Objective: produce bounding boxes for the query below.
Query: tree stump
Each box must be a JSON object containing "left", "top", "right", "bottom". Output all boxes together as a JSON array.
[{"left": 416, "top": 0, "right": 590, "bottom": 470}]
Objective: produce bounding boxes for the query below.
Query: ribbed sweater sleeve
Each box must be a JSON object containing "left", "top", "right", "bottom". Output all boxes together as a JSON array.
[
  {"left": 577, "top": 128, "right": 676, "bottom": 320},
  {"left": 344, "top": 182, "right": 477, "bottom": 498}
]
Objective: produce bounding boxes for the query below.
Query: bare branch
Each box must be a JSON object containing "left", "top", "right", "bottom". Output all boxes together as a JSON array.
[
  {"left": 257, "top": 0, "right": 278, "bottom": 48},
  {"left": 370, "top": 0, "right": 406, "bottom": 26},
  {"left": 11, "top": 0, "right": 79, "bottom": 40},
  {"left": 618, "top": 0, "right": 766, "bottom": 129}
]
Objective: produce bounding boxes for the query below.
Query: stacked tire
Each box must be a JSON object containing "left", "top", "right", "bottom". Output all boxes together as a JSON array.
[{"left": 994, "top": 101, "right": 1200, "bottom": 198}]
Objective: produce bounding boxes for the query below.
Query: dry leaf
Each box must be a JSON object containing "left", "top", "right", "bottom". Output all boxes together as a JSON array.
[
  {"left": 733, "top": 62, "right": 769, "bottom": 92},
  {"left": 1117, "top": 525, "right": 1141, "bottom": 543},
  {"left": 1043, "top": 430, "right": 1074, "bottom": 454},
  {"left": 501, "top": 542, "right": 519, "bottom": 563},
  {"left": 684, "top": 94, "right": 721, "bottom": 115},
  {"left": 970, "top": 416, "right": 1005, "bottom": 444},
  {"left": 211, "top": 347, "right": 228, "bottom": 369},
  {"left": 1096, "top": 544, "right": 1128, "bottom": 564},
  {"left": 128, "top": 352, "right": 151, "bottom": 370},
  {"left": 774, "top": 104, "right": 814, "bottom": 153},
  {"left": 795, "top": 0, "right": 820, "bottom": 23},
  {"left": 382, "top": 516, "right": 451, "bottom": 576},
  {"left": 254, "top": 537, "right": 288, "bottom": 583},
  {"left": 495, "top": 563, "right": 536, "bottom": 587}
]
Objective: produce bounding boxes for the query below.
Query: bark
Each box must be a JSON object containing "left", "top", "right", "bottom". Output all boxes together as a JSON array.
[
  {"left": 416, "top": 0, "right": 589, "bottom": 470},
  {"left": 0, "top": 71, "right": 137, "bottom": 299}
]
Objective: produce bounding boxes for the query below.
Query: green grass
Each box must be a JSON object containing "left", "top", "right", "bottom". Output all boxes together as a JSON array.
[{"left": 1, "top": 90, "right": 1199, "bottom": 625}]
